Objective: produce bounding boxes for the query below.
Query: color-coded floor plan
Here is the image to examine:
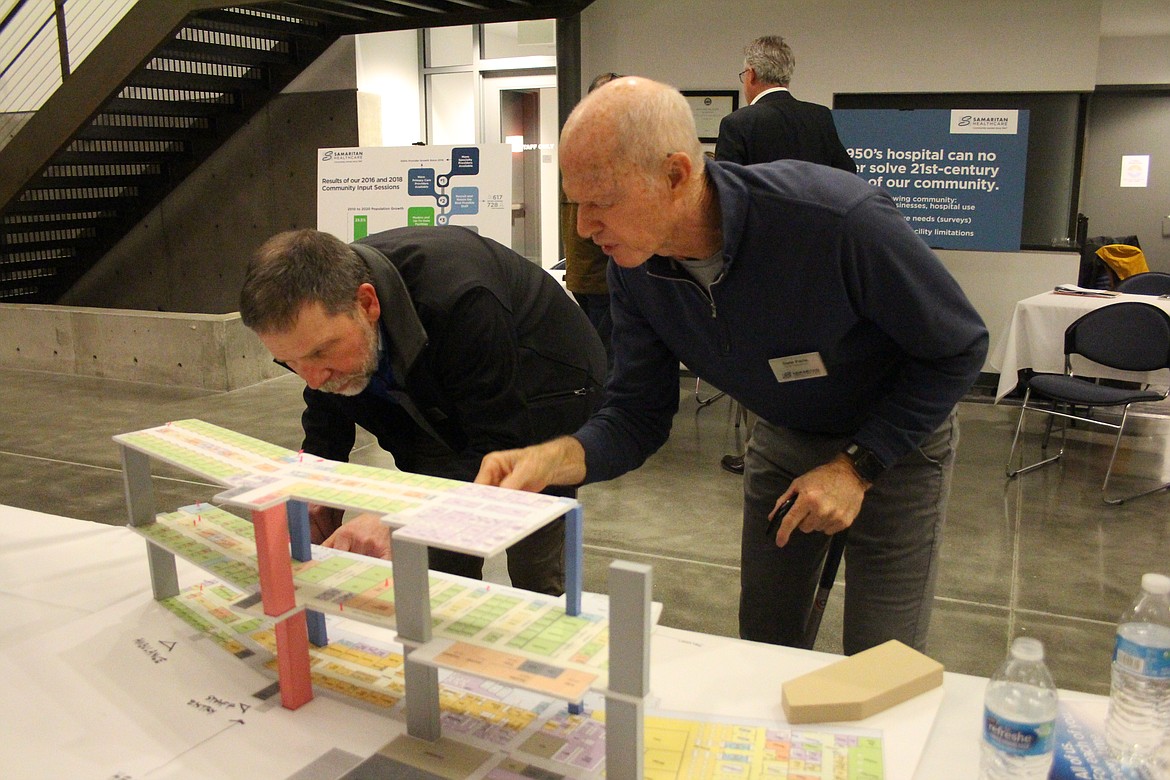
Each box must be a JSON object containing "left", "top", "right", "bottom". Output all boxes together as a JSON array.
[
  {"left": 161, "top": 579, "right": 884, "bottom": 779},
  {"left": 643, "top": 714, "right": 883, "bottom": 779},
  {"left": 117, "top": 420, "right": 574, "bottom": 558},
  {"left": 135, "top": 504, "right": 611, "bottom": 699}
]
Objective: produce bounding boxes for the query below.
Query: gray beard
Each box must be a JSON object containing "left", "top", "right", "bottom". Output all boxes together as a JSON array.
[{"left": 319, "top": 320, "right": 379, "bottom": 396}]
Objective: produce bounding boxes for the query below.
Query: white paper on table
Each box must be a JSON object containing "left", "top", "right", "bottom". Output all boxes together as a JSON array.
[{"left": 0, "top": 592, "right": 399, "bottom": 780}]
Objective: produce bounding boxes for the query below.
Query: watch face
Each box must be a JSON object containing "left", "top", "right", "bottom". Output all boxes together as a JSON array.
[
  {"left": 855, "top": 454, "right": 881, "bottom": 482},
  {"left": 845, "top": 444, "right": 883, "bottom": 482}
]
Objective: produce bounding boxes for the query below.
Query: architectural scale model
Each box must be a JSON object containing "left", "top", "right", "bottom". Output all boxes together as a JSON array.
[
  {"left": 145, "top": 512, "right": 886, "bottom": 778},
  {"left": 117, "top": 420, "right": 889, "bottom": 778},
  {"left": 116, "top": 419, "right": 652, "bottom": 778}
]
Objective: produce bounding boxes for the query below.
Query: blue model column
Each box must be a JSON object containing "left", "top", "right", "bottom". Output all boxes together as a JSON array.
[{"left": 286, "top": 499, "right": 329, "bottom": 647}]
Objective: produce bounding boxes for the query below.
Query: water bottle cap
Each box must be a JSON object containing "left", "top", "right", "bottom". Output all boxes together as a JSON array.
[
  {"left": 1010, "top": 636, "right": 1044, "bottom": 662},
  {"left": 1141, "top": 573, "right": 1170, "bottom": 595}
]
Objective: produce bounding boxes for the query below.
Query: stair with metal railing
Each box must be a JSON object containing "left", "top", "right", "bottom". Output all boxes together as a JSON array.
[
  {"left": 0, "top": 5, "right": 334, "bottom": 302},
  {"left": 0, "top": 0, "right": 589, "bottom": 304}
]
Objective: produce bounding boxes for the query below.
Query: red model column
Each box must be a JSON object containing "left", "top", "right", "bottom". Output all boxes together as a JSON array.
[{"left": 252, "top": 504, "right": 313, "bottom": 709}]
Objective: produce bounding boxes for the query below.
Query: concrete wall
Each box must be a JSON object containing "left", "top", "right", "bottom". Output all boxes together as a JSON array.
[
  {"left": 0, "top": 304, "right": 285, "bottom": 390},
  {"left": 1097, "top": 34, "right": 1170, "bottom": 85},
  {"left": 578, "top": 0, "right": 1103, "bottom": 100}
]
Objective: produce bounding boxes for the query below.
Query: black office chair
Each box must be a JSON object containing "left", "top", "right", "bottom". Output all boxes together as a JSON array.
[
  {"left": 1114, "top": 271, "right": 1170, "bottom": 296},
  {"left": 1005, "top": 301, "right": 1170, "bottom": 504}
]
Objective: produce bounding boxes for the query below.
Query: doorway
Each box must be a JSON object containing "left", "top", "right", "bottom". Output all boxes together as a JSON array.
[{"left": 482, "top": 74, "right": 559, "bottom": 268}]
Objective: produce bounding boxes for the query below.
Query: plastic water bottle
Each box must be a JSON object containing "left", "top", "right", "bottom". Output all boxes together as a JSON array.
[
  {"left": 979, "top": 636, "right": 1058, "bottom": 780},
  {"left": 1105, "top": 572, "right": 1170, "bottom": 767}
]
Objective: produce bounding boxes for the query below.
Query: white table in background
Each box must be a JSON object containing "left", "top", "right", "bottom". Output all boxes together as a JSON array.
[{"left": 989, "top": 290, "right": 1170, "bottom": 401}]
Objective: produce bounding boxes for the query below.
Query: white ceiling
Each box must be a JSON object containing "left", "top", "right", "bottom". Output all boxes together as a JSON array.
[{"left": 1100, "top": 0, "right": 1170, "bottom": 36}]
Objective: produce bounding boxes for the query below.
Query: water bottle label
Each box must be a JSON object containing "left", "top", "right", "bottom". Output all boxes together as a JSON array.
[
  {"left": 983, "top": 708, "right": 1055, "bottom": 757},
  {"left": 1114, "top": 635, "right": 1170, "bottom": 679}
]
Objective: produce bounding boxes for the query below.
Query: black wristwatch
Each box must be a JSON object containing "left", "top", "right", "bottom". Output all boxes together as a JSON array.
[{"left": 842, "top": 442, "right": 886, "bottom": 484}]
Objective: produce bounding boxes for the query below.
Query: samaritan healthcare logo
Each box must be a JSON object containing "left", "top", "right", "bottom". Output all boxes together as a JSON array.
[
  {"left": 950, "top": 109, "right": 1019, "bottom": 135},
  {"left": 321, "top": 149, "right": 364, "bottom": 163}
]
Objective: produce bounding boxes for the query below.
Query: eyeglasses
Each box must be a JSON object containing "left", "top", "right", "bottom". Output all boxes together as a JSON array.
[{"left": 738, "top": 68, "right": 749, "bottom": 83}]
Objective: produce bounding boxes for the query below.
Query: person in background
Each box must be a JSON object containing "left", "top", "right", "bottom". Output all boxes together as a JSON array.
[
  {"left": 239, "top": 226, "right": 606, "bottom": 595},
  {"left": 476, "top": 77, "right": 988, "bottom": 655},
  {"left": 715, "top": 35, "right": 858, "bottom": 474},
  {"left": 717, "top": 35, "right": 856, "bottom": 172},
  {"left": 562, "top": 71, "right": 623, "bottom": 370}
]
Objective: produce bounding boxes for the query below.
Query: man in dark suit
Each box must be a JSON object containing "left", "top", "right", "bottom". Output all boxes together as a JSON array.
[
  {"left": 716, "top": 35, "right": 857, "bottom": 173},
  {"left": 715, "top": 35, "right": 857, "bottom": 475}
]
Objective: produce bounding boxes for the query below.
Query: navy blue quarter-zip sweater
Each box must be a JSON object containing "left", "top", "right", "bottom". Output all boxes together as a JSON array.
[{"left": 574, "top": 160, "right": 988, "bottom": 483}]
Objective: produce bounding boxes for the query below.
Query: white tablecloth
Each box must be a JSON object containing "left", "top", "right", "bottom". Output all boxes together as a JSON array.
[
  {"left": 0, "top": 505, "right": 1106, "bottom": 779},
  {"left": 988, "top": 291, "right": 1170, "bottom": 401}
]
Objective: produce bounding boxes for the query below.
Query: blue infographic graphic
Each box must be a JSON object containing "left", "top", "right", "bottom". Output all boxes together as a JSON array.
[{"left": 407, "top": 146, "right": 481, "bottom": 226}]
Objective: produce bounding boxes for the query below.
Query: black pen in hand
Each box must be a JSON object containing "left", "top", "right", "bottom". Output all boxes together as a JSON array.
[{"left": 764, "top": 494, "right": 797, "bottom": 543}]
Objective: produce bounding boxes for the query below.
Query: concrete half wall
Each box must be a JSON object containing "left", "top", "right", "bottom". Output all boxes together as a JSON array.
[{"left": 0, "top": 304, "right": 286, "bottom": 390}]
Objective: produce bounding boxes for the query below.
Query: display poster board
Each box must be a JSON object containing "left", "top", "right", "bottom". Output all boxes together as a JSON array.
[
  {"left": 317, "top": 145, "right": 511, "bottom": 245},
  {"left": 832, "top": 109, "right": 1030, "bottom": 251}
]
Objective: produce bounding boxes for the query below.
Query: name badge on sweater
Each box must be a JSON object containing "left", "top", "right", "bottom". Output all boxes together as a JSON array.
[{"left": 769, "top": 352, "right": 827, "bottom": 383}]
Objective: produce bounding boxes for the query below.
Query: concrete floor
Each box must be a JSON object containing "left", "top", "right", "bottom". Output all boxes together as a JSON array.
[{"left": 3, "top": 366, "right": 1170, "bottom": 696}]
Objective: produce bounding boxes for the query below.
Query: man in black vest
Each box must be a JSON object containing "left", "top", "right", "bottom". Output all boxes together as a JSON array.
[{"left": 239, "top": 227, "right": 606, "bottom": 595}]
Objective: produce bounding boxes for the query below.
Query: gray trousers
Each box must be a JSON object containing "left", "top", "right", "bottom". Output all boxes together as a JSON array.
[{"left": 739, "top": 411, "right": 957, "bottom": 654}]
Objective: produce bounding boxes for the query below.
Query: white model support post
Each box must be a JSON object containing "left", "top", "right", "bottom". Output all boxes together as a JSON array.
[
  {"left": 120, "top": 444, "right": 178, "bottom": 600},
  {"left": 392, "top": 536, "right": 442, "bottom": 742},
  {"left": 604, "top": 561, "right": 651, "bottom": 779}
]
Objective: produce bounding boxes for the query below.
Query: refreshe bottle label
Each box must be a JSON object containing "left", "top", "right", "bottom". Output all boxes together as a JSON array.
[
  {"left": 983, "top": 709, "right": 1055, "bottom": 757},
  {"left": 1114, "top": 635, "right": 1170, "bottom": 678}
]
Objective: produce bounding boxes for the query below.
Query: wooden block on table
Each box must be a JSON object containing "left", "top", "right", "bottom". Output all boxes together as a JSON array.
[{"left": 781, "top": 640, "right": 943, "bottom": 724}]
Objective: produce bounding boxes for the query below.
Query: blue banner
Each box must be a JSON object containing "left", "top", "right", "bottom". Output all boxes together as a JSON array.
[{"left": 833, "top": 109, "right": 1029, "bottom": 251}]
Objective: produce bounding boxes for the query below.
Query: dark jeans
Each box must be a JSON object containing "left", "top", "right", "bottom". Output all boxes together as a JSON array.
[{"left": 739, "top": 412, "right": 958, "bottom": 654}]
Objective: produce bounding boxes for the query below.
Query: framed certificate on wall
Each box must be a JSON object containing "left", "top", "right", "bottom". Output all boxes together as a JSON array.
[{"left": 681, "top": 90, "right": 739, "bottom": 142}]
